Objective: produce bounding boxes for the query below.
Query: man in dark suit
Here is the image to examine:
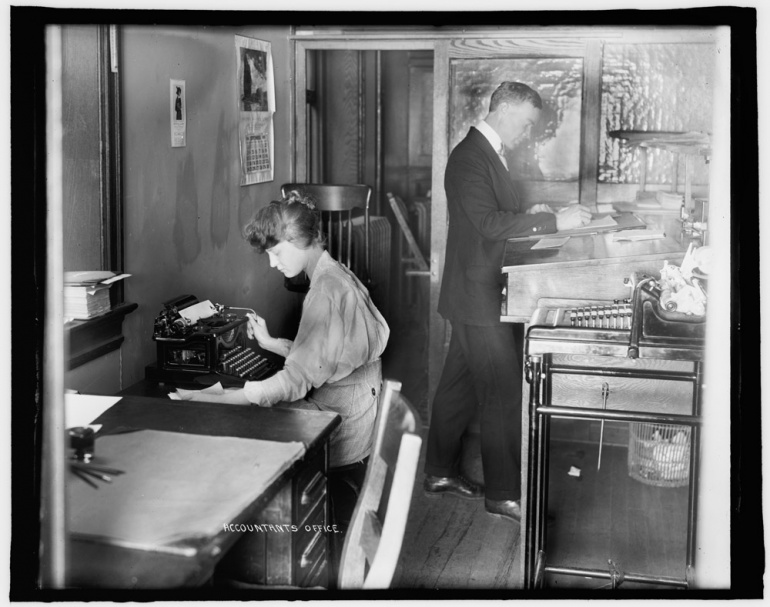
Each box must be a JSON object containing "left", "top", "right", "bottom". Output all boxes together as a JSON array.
[{"left": 423, "top": 82, "right": 591, "bottom": 521}]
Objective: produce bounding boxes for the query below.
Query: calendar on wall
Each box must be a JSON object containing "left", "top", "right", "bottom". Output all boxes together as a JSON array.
[
  {"left": 236, "top": 35, "right": 274, "bottom": 185},
  {"left": 245, "top": 134, "right": 271, "bottom": 173}
]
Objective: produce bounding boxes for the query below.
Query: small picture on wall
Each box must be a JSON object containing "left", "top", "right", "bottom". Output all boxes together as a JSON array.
[
  {"left": 240, "top": 48, "right": 268, "bottom": 112},
  {"left": 170, "top": 79, "right": 186, "bottom": 147}
]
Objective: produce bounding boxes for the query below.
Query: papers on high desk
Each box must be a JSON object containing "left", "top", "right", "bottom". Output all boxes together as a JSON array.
[
  {"left": 611, "top": 229, "right": 666, "bottom": 242},
  {"left": 532, "top": 236, "right": 570, "bottom": 250}
]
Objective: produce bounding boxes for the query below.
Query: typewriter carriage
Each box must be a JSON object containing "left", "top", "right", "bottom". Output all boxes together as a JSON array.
[{"left": 151, "top": 295, "right": 277, "bottom": 383}]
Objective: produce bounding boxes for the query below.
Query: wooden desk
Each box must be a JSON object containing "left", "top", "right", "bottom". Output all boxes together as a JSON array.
[
  {"left": 501, "top": 231, "right": 686, "bottom": 323},
  {"left": 66, "top": 395, "right": 340, "bottom": 589}
]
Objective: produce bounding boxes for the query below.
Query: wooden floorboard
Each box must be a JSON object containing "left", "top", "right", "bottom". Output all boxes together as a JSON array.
[
  {"left": 392, "top": 432, "right": 521, "bottom": 589},
  {"left": 544, "top": 439, "right": 689, "bottom": 590}
]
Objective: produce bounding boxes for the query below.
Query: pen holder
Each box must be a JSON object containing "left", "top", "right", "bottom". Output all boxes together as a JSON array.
[{"left": 68, "top": 426, "right": 95, "bottom": 462}]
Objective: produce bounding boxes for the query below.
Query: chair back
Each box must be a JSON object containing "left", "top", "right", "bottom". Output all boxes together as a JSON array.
[
  {"left": 281, "top": 183, "right": 371, "bottom": 278},
  {"left": 337, "top": 379, "right": 422, "bottom": 589}
]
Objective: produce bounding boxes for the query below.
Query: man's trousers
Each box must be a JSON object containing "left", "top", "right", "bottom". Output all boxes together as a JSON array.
[{"left": 424, "top": 321, "right": 524, "bottom": 501}]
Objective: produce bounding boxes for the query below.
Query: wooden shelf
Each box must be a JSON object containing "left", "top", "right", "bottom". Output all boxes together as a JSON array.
[{"left": 66, "top": 302, "right": 138, "bottom": 369}]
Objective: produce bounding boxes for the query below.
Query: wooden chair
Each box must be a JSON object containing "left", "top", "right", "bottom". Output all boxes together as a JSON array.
[
  {"left": 281, "top": 183, "right": 372, "bottom": 291},
  {"left": 387, "top": 192, "right": 430, "bottom": 278},
  {"left": 337, "top": 379, "right": 422, "bottom": 589},
  {"left": 387, "top": 193, "right": 430, "bottom": 315}
]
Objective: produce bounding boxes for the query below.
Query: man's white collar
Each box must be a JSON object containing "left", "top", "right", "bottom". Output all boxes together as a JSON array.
[{"left": 476, "top": 120, "right": 504, "bottom": 153}]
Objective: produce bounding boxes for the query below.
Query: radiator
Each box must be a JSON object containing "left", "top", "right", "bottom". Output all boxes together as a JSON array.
[
  {"left": 351, "top": 215, "right": 391, "bottom": 320},
  {"left": 411, "top": 201, "right": 431, "bottom": 255}
]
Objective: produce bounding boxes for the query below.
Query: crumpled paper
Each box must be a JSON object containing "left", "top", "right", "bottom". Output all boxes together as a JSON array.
[{"left": 658, "top": 244, "right": 708, "bottom": 316}]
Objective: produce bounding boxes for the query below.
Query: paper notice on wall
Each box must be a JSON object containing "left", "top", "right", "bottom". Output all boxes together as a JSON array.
[{"left": 236, "top": 35, "right": 275, "bottom": 185}]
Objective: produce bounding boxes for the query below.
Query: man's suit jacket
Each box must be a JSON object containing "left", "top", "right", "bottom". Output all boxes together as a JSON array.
[{"left": 438, "top": 127, "right": 558, "bottom": 326}]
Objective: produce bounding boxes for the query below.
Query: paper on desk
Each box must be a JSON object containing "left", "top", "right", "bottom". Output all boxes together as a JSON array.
[
  {"left": 67, "top": 430, "right": 307, "bottom": 551},
  {"left": 611, "top": 229, "right": 665, "bottom": 242},
  {"left": 65, "top": 393, "right": 121, "bottom": 428},
  {"left": 582, "top": 215, "right": 617, "bottom": 229},
  {"left": 554, "top": 214, "right": 617, "bottom": 235},
  {"left": 170, "top": 382, "right": 225, "bottom": 400},
  {"left": 531, "top": 236, "right": 570, "bottom": 250}
]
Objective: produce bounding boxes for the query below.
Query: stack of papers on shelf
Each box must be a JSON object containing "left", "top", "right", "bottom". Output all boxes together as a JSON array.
[{"left": 64, "top": 271, "right": 131, "bottom": 320}]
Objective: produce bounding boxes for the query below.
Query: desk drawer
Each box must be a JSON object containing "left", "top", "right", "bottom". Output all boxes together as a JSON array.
[
  {"left": 294, "top": 449, "right": 327, "bottom": 526},
  {"left": 294, "top": 497, "right": 328, "bottom": 586}
]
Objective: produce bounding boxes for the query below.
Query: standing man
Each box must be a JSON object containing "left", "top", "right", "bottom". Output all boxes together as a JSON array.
[{"left": 424, "top": 82, "right": 591, "bottom": 522}]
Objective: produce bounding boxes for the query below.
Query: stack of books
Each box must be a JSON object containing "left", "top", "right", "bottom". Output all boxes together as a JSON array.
[{"left": 64, "top": 271, "right": 129, "bottom": 320}]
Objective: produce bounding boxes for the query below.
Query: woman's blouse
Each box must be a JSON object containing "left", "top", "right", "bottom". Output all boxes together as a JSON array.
[{"left": 243, "top": 250, "right": 390, "bottom": 465}]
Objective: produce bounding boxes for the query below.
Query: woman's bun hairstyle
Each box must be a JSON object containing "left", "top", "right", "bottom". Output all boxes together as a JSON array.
[{"left": 243, "top": 189, "right": 324, "bottom": 253}]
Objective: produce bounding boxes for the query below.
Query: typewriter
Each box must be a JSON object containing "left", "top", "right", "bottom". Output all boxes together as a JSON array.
[
  {"left": 526, "top": 274, "right": 706, "bottom": 361},
  {"left": 149, "top": 294, "right": 280, "bottom": 385}
]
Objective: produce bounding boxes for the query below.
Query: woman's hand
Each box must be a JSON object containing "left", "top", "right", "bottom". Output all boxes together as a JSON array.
[{"left": 246, "top": 312, "right": 272, "bottom": 348}]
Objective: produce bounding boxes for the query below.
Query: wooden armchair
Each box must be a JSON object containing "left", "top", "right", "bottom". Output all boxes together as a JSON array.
[{"left": 337, "top": 379, "right": 422, "bottom": 589}]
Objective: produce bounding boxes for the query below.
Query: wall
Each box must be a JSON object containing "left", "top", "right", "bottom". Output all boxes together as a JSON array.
[{"left": 119, "top": 25, "right": 299, "bottom": 388}]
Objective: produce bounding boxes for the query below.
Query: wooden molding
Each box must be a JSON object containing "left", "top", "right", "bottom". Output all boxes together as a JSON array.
[{"left": 67, "top": 302, "right": 138, "bottom": 369}]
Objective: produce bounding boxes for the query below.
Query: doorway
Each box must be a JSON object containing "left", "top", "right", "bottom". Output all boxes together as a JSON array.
[{"left": 300, "top": 46, "right": 434, "bottom": 417}]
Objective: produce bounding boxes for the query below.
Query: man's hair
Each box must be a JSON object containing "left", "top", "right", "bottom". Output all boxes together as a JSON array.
[{"left": 489, "top": 81, "right": 542, "bottom": 112}]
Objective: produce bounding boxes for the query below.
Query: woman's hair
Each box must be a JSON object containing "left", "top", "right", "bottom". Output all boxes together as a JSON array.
[{"left": 242, "top": 190, "right": 325, "bottom": 253}]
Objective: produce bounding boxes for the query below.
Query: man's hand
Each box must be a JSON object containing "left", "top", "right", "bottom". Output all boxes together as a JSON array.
[
  {"left": 527, "top": 203, "right": 553, "bottom": 214},
  {"left": 246, "top": 312, "right": 272, "bottom": 348},
  {"left": 555, "top": 204, "right": 592, "bottom": 231}
]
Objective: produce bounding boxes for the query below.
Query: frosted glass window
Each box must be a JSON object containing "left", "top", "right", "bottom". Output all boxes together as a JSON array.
[
  {"left": 449, "top": 57, "right": 583, "bottom": 181},
  {"left": 600, "top": 44, "right": 715, "bottom": 184}
]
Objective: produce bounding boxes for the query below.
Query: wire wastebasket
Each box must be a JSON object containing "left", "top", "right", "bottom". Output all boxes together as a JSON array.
[{"left": 628, "top": 423, "right": 691, "bottom": 487}]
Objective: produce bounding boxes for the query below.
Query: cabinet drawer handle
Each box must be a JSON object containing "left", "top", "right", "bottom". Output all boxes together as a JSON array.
[
  {"left": 300, "top": 530, "right": 324, "bottom": 569},
  {"left": 301, "top": 471, "right": 325, "bottom": 506}
]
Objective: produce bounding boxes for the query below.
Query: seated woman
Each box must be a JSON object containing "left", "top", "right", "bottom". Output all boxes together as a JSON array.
[{"left": 176, "top": 190, "right": 389, "bottom": 575}]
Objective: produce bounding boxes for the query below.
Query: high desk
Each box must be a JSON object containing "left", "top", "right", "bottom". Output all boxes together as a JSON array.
[
  {"left": 500, "top": 225, "right": 695, "bottom": 587},
  {"left": 66, "top": 392, "right": 340, "bottom": 589}
]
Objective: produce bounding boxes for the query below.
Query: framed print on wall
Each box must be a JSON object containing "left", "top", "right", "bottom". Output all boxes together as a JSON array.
[{"left": 236, "top": 35, "right": 275, "bottom": 185}]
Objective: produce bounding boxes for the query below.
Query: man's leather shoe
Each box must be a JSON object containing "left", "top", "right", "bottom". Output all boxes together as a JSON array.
[
  {"left": 485, "top": 498, "right": 522, "bottom": 522},
  {"left": 424, "top": 474, "right": 484, "bottom": 500}
]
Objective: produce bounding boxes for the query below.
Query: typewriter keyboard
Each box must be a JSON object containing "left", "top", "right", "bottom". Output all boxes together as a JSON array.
[{"left": 218, "top": 345, "right": 278, "bottom": 381}]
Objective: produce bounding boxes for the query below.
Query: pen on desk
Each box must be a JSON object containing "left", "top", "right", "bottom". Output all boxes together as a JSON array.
[
  {"left": 71, "top": 467, "right": 99, "bottom": 489},
  {"left": 84, "top": 463, "right": 125, "bottom": 476},
  {"left": 72, "top": 464, "right": 112, "bottom": 483}
]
